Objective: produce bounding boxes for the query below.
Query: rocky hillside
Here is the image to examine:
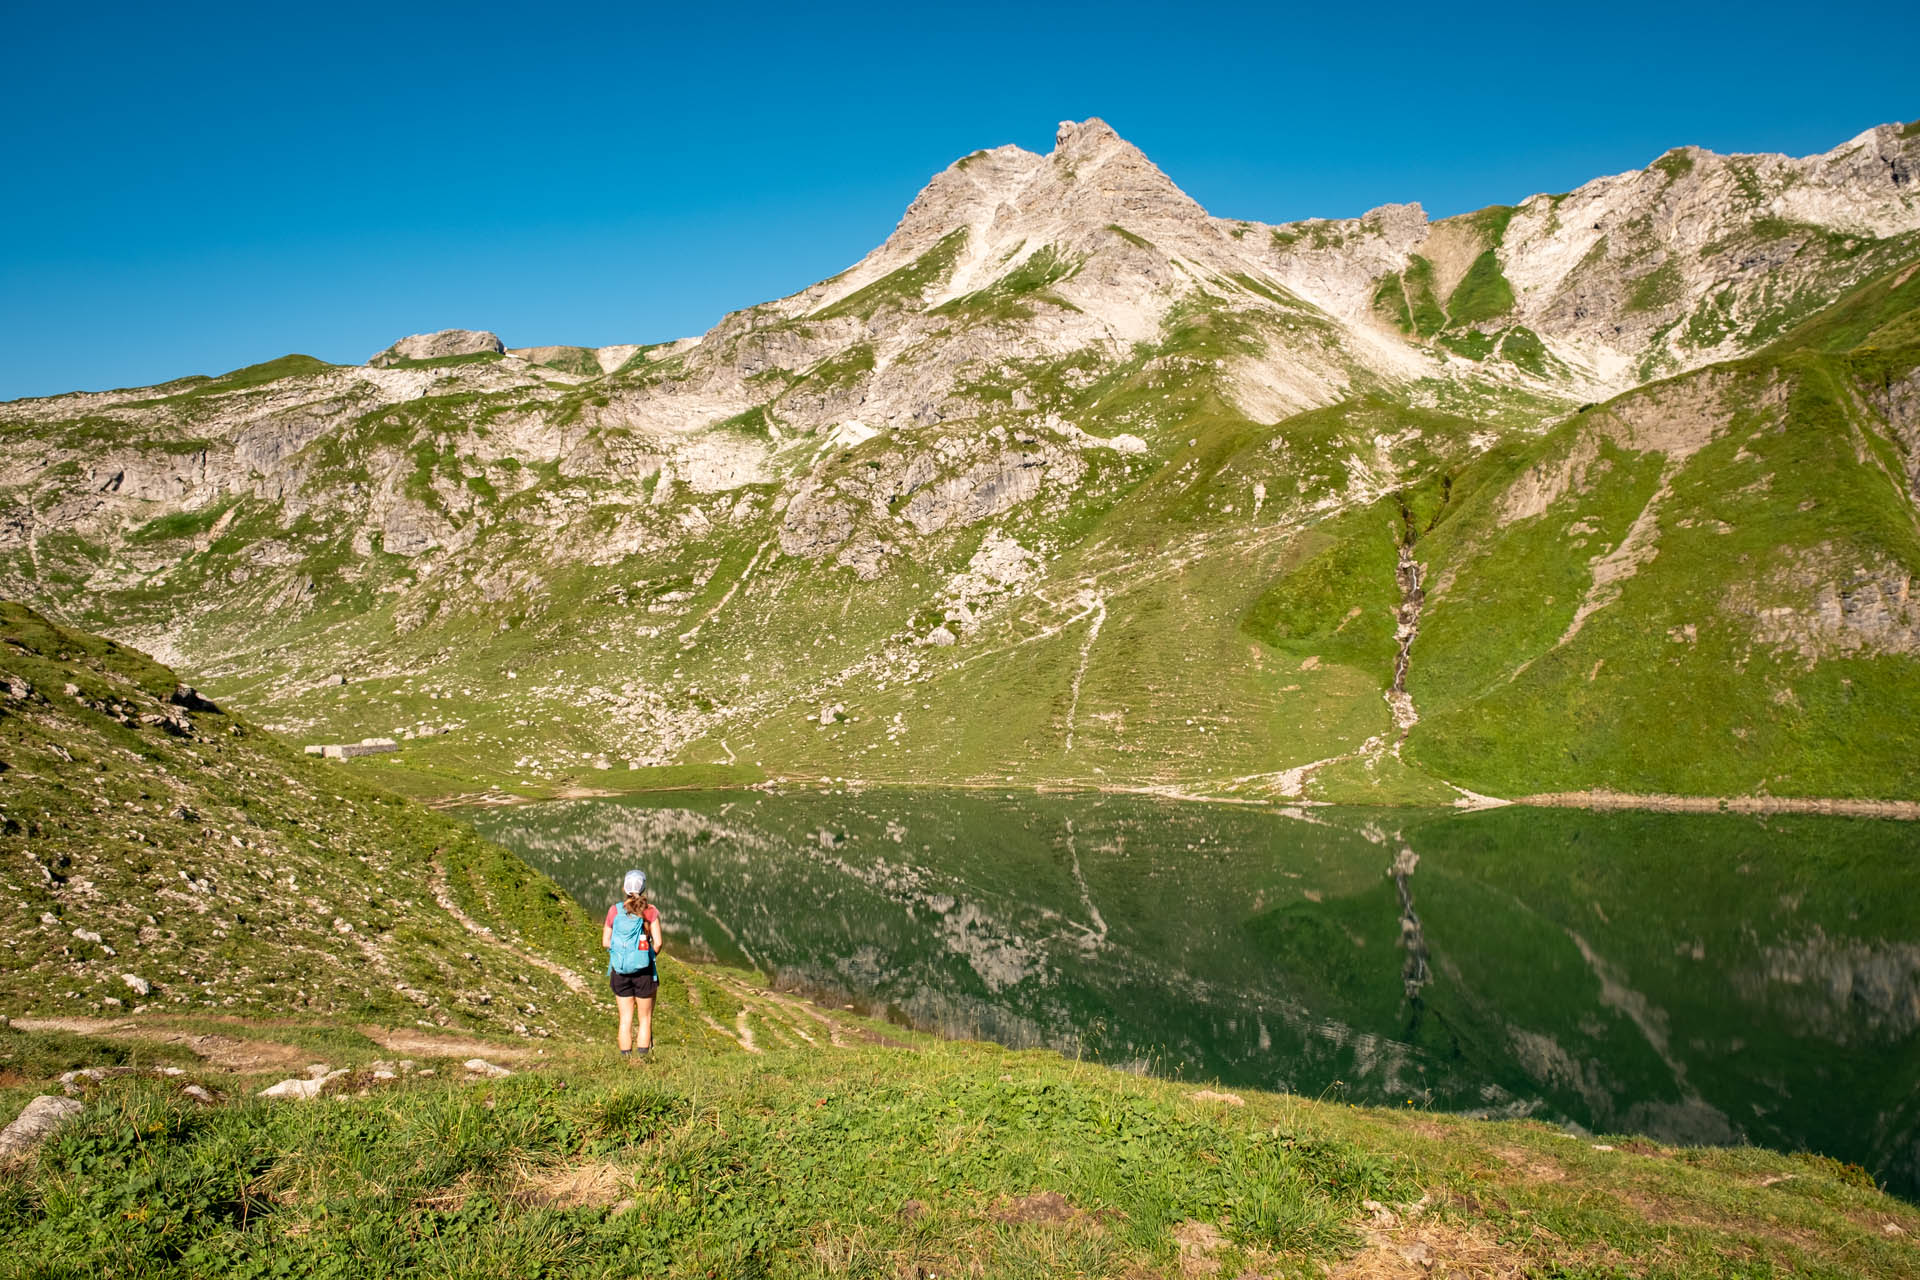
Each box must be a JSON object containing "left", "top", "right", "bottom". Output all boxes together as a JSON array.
[
  {"left": 0, "top": 601, "right": 601, "bottom": 1030},
  {"left": 1, "top": 118, "right": 1917, "bottom": 799}
]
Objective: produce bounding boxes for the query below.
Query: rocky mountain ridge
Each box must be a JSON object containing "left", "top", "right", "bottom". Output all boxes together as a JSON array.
[{"left": 2, "top": 117, "right": 1918, "bottom": 801}]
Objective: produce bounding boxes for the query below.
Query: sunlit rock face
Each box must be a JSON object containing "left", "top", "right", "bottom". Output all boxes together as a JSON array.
[{"left": 2, "top": 117, "right": 1918, "bottom": 798}]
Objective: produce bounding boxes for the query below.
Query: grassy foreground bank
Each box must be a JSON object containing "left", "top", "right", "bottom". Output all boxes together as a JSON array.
[
  {"left": 3, "top": 603, "right": 1917, "bottom": 1276},
  {"left": 3, "top": 961, "right": 1917, "bottom": 1280}
]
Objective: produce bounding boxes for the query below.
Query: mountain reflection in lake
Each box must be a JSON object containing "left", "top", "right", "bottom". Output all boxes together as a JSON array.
[{"left": 469, "top": 791, "right": 1920, "bottom": 1196}]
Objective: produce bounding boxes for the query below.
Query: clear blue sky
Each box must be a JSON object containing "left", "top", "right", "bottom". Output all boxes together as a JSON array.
[{"left": 3, "top": 1, "right": 1914, "bottom": 400}]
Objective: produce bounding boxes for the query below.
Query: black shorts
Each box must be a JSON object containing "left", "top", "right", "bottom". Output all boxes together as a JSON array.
[{"left": 610, "top": 966, "right": 658, "bottom": 999}]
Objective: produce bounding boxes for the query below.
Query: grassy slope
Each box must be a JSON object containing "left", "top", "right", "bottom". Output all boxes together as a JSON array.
[
  {"left": 36, "top": 294, "right": 1460, "bottom": 803},
  {"left": 3, "top": 249, "right": 1917, "bottom": 805},
  {"left": 1408, "top": 262, "right": 1920, "bottom": 797},
  {"left": 290, "top": 261, "right": 1920, "bottom": 800},
  {"left": 7, "top": 988, "right": 1920, "bottom": 1278},
  {"left": 1, "top": 611, "right": 1917, "bottom": 1276},
  {"left": 0, "top": 601, "right": 601, "bottom": 1034},
  {"left": 697, "top": 377, "right": 1507, "bottom": 805}
]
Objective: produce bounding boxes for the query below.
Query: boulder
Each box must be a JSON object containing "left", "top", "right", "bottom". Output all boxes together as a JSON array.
[
  {"left": 0, "top": 1095, "right": 84, "bottom": 1162},
  {"left": 258, "top": 1077, "right": 323, "bottom": 1100},
  {"left": 59, "top": 1067, "right": 139, "bottom": 1096},
  {"left": 369, "top": 330, "right": 504, "bottom": 367},
  {"left": 259, "top": 1068, "right": 347, "bottom": 1101},
  {"left": 170, "top": 684, "right": 222, "bottom": 714},
  {"left": 463, "top": 1058, "right": 512, "bottom": 1078}
]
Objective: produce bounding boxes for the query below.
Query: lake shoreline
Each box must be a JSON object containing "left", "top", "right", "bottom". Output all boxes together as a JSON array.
[
  {"left": 420, "top": 771, "right": 1920, "bottom": 819},
  {"left": 1516, "top": 790, "right": 1920, "bottom": 820}
]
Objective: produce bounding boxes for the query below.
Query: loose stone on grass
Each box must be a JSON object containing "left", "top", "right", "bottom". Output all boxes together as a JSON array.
[
  {"left": 0, "top": 1095, "right": 84, "bottom": 1162},
  {"left": 259, "top": 1068, "right": 348, "bottom": 1100}
]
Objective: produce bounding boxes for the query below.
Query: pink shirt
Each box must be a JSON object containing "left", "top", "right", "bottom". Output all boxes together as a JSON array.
[{"left": 607, "top": 903, "right": 660, "bottom": 930}]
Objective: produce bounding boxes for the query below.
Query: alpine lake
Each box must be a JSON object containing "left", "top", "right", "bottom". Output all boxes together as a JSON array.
[{"left": 469, "top": 790, "right": 1920, "bottom": 1198}]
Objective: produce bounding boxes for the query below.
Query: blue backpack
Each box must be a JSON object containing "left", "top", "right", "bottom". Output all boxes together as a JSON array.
[{"left": 608, "top": 907, "right": 654, "bottom": 975}]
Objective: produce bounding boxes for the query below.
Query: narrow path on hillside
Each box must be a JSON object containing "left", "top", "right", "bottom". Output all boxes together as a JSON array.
[
  {"left": 680, "top": 539, "right": 774, "bottom": 646},
  {"left": 1061, "top": 592, "right": 1106, "bottom": 752},
  {"left": 26, "top": 511, "right": 42, "bottom": 587},
  {"left": 1552, "top": 472, "right": 1672, "bottom": 652},
  {"left": 941, "top": 513, "right": 1321, "bottom": 684},
  {"left": 695, "top": 966, "right": 912, "bottom": 1052},
  {"left": 767, "top": 992, "right": 851, "bottom": 1047},
  {"left": 752, "top": 509, "right": 1327, "bottom": 746},
  {"left": 1398, "top": 275, "right": 1422, "bottom": 337},
  {"left": 718, "top": 476, "right": 1440, "bottom": 791},
  {"left": 682, "top": 979, "right": 756, "bottom": 1051},
  {"left": 9, "top": 1016, "right": 544, "bottom": 1071},
  {"left": 1222, "top": 735, "right": 1387, "bottom": 799},
  {"left": 429, "top": 860, "right": 591, "bottom": 996}
]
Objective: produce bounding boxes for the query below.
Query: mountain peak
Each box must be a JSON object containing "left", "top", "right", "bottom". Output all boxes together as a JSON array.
[
  {"left": 1048, "top": 116, "right": 1163, "bottom": 179},
  {"left": 1044, "top": 117, "right": 1206, "bottom": 221},
  {"left": 369, "top": 329, "right": 504, "bottom": 368},
  {"left": 1053, "top": 116, "right": 1122, "bottom": 153},
  {"left": 831, "top": 118, "right": 1204, "bottom": 309}
]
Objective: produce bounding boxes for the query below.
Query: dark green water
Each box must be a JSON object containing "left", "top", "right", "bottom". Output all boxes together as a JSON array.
[{"left": 470, "top": 791, "right": 1920, "bottom": 1195}]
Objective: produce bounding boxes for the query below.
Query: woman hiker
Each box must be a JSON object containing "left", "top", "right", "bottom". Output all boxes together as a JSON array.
[{"left": 603, "top": 869, "right": 662, "bottom": 1057}]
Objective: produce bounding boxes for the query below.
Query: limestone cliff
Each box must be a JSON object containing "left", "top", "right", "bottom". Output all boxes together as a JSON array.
[{"left": 0, "top": 118, "right": 1916, "bottom": 799}]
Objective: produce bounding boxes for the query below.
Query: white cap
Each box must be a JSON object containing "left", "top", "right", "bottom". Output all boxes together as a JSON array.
[{"left": 622, "top": 869, "right": 647, "bottom": 896}]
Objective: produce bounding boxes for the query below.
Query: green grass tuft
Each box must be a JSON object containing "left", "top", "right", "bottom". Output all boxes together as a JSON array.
[
  {"left": 814, "top": 230, "right": 968, "bottom": 320},
  {"left": 1446, "top": 250, "right": 1516, "bottom": 325}
]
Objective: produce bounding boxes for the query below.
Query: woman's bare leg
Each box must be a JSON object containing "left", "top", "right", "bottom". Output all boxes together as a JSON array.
[
  {"left": 616, "top": 995, "right": 636, "bottom": 1052},
  {"left": 636, "top": 996, "right": 655, "bottom": 1050}
]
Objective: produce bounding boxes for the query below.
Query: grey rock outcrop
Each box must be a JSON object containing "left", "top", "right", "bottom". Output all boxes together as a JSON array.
[
  {"left": 369, "top": 329, "right": 505, "bottom": 367},
  {"left": 0, "top": 116, "right": 1917, "bottom": 779},
  {"left": 170, "top": 684, "right": 222, "bottom": 713},
  {"left": 259, "top": 1067, "right": 348, "bottom": 1100},
  {"left": 305, "top": 737, "right": 400, "bottom": 760},
  {"left": 0, "top": 1095, "right": 83, "bottom": 1162}
]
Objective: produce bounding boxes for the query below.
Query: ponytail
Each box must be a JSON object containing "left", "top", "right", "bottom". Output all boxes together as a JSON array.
[{"left": 624, "top": 891, "right": 650, "bottom": 918}]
